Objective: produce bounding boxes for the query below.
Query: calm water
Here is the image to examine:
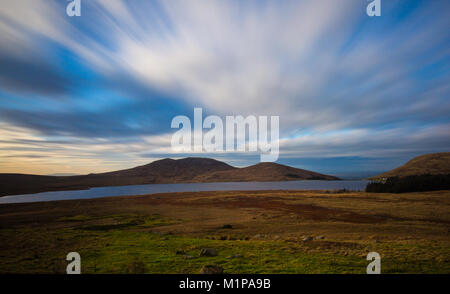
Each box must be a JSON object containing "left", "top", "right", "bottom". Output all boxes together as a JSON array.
[{"left": 0, "top": 180, "right": 369, "bottom": 204}]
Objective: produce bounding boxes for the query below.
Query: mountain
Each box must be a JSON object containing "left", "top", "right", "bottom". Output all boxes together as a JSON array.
[
  {"left": 371, "top": 152, "right": 450, "bottom": 179},
  {"left": 193, "top": 162, "right": 338, "bottom": 182},
  {"left": 95, "top": 157, "right": 235, "bottom": 183},
  {"left": 0, "top": 157, "right": 338, "bottom": 197}
]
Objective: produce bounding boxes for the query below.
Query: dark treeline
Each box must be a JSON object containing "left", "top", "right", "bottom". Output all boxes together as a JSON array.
[{"left": 366, "top": 174, "right": 450, "bottom": 193}]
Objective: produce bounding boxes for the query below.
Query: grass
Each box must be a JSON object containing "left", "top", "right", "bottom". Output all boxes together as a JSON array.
[
  {"left": 0, "top": 190, "right": 449, "bottom": 274},
  {"left": 373, "top": 152, "right": 450, "bottom": 179},
  {"left": 0, "top": 213, "right": 448, "bottom": 274}
]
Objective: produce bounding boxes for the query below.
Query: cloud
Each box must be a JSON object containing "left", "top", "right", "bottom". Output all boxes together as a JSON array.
[
  {"left": 101, "top": 0, "right": 450, "bottom": 132},
  {"left": 0, "top": 0, "right": 449, "bottom": 174}
]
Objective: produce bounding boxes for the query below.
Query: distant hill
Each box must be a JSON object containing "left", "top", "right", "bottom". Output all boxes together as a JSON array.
[
  {"left": 371, "top": 152, "right": 450, "bottom": 179},
  {"left": 97, "top": 157, "right": 235, "bottom": 184},
  {"left": 193, "top": 162, "right": 338, "bottom": 182},
  {"left": 0, "top": 157, "right": 338, "bottom": 197}
]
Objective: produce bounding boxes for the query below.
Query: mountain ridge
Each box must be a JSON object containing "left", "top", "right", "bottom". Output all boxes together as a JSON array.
[{"left": 0, "top": 157, "right": 338, "bottom": 197}]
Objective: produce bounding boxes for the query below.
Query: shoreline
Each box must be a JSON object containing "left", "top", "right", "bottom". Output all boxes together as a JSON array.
[{"left": 0, "top": 180, "right": 368, "bottom": 204}]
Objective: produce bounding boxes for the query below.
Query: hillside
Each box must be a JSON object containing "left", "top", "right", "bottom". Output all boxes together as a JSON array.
[
  {"left": 98, "top": 157, "right": 235, "bottom": 183},
  {"left": 0, "top": 158, "right": 338, "bottom": 197},
  {"left": 372, "top": 152, "right": 450, "bottom": 179},
  {"left": 193, "top": 162, "right": 338, "bottom": 182}
]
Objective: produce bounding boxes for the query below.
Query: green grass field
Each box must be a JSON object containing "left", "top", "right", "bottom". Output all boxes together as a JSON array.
[{"left": 1, "top": 212, "right": 448, "bottom": 274}]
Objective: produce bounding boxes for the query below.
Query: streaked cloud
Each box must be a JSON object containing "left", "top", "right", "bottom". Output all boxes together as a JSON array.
[{"left": 0, "top": 0, "right": 449, "bottom": 175}]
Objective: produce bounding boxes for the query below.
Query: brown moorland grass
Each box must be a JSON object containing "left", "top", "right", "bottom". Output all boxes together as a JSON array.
[
  {"left": 0, "top": 190, "right": 449, "bottom": 273},
  {"left": 372, "top": 152, "right": 450, "bottom": 179}
]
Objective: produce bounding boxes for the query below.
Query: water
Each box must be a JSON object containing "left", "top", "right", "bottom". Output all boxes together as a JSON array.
[{"left": 0, "top": 180, "right": 369, "bottom": 204}]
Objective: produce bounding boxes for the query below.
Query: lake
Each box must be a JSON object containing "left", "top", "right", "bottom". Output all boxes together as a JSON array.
[{"left": 0, "top": 180, "right": 369, "bottom": 204}]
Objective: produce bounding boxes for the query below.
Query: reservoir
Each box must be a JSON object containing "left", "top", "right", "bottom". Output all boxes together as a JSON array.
[{"left": 0, "top": 180, "right": 369, "bottom": 204}]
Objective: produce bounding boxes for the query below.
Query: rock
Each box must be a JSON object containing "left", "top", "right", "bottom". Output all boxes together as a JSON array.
[
  {"left": 200, "top": 248, "right": 218, "bottom": 257},
  {"left": 253, "top": 234, "right": 265, "bottom": 239},
  {"left": 222, "top": 224, "right": 233, "bottom": 229},
  {"left": 316, "top": 235, "right": 325, "bottom": 240},
  {"left": 184, "top": 255, "right": 195, "bottom": 259},
  {"left": 227, "top": 254, "right": 243, "bottom": 259},
  {"left": 303, "top": 236, "right": 313, "bottom": 242},
  {"left": 176, "top": 250, "right": 186, "bottom": 255},
  {"left": 200, "top": 265, "right": 223, "bottom": 274}
]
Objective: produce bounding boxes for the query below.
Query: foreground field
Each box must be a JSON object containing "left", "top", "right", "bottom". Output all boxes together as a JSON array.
[{"left": 0, "top": 190, "right": 449, "bottom": 273}]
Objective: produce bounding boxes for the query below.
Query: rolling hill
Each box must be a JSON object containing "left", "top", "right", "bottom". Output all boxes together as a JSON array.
[
  {"left": 193, "top": 162, "right": 338, "bottom": 182},
  {"left": 0, "top": 157, "right": 339, "bottom": 197},
  {"left": 371, "top": 152, "right": 450, "bottom": 179}
]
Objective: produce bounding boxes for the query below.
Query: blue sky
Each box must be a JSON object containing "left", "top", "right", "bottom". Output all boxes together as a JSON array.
[{"left": 0, "top": 0, "right": 449, "bottom": 177}]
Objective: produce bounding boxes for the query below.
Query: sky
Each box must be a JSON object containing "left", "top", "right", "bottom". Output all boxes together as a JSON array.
[{"left": 0, "top": 0, "right": 449, "bottom": 178}]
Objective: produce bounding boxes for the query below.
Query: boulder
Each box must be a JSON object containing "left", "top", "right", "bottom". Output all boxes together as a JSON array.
[
  {"left": 227, "top": 254, "right": 243, "bottom": 259},
  {"left": 200, "top": 265, "right": 224, "bottom": 274}
]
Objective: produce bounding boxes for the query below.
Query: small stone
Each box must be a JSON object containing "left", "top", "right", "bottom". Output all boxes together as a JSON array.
[
  {"left": 222, "top": 224, "right": 233, "bottom": 229},
  {"left": 200, "top": 248, "right": 218, "bottom": 257},
  {"left": 200, "top": 265, "right": 223, "bottom": 274},
  {"left": 303, "top": 236, "right": 313, "bottom": 242},
  {"left": 176, "top": 250, "right": 186, "bottom": 255},
  {"left": 253, "top": 234, "right": 265, "bottom": 239},
  {"left": 316, "top": 235, "right": 325, "bottom": 240},
  {"left": 227, "top": 254, "right": 243, "bottom": 259}
]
